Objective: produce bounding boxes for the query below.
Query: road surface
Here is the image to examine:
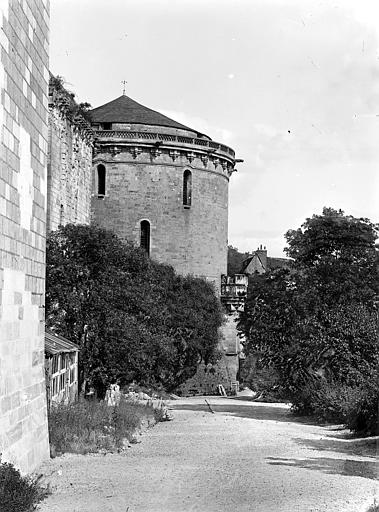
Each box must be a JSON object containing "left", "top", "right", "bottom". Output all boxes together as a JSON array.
[{"left": 38, "top": 397, "right": 378, "bottom": 512}]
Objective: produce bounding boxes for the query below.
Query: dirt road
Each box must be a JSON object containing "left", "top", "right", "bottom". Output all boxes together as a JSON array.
[{"left": 38, "top": 397, "right": 378, "bottom": 512}]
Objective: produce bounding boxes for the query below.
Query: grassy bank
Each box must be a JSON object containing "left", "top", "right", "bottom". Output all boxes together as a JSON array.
[{"left": 49, "top": 397, "right": 162, "bottom": 455}]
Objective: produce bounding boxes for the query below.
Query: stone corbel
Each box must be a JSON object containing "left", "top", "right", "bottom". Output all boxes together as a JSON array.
[
  {"left": 130, "top": 147, "right": 142, "bottom": 159},
  {"left": 151, "top": 147, "right": 162, "bottom": 158},
  {"left": 200, "top": 154, "right": 208, "bottom": 166},
  {"left": 110, "top": 146, "right": 121, "bottom": 157},
  {"left": 221, "top": 160, "right": 228, "bottom": 170},
  {"left": 169, "top": 150, "right": 180, "bottom": 161},
  {"left": 213, "top": 158, "right": 219, "bottom": 168},
  {"left": 186, "top": 151, "right": 196, "bottom": 163},
  {"left": 227, "top": 165, "right": 237, "bottom": 177}
]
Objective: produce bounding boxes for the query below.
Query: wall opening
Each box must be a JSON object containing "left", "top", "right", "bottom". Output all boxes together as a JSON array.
[
  {"left": 140, "top": 220, "right": 151, "bottom": 256},
  {"left": 102, "top": 122, "right": 112, "bottom": 130},
  {"left": 97, "top": 164, "right": 106, "bottom": 198},
  {"left": 183, "top": 169, "right": 192, "bottom": 208}
]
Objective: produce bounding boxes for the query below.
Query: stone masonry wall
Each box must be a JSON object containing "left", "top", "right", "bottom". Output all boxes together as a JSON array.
[
  {"left": 178, "top": 313, "right": 241, "bottom": 395},
  {"left": 92, "top": 150, "right": 228, "bottom": 288},
  {"left": 0, "top": 0, "right": 50, "bottom": 472},
  {"left": 47, "top": 104, "right": 92, "bottom": 232}
]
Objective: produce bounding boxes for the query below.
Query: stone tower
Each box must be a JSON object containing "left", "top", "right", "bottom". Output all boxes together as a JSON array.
[{"left": 90, "top": 95, "right": 240, "bottom": 289}]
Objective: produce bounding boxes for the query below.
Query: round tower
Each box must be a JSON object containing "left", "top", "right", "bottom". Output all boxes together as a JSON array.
[{"left": 89, "top": 95, "right": 240, "bottom": 289}]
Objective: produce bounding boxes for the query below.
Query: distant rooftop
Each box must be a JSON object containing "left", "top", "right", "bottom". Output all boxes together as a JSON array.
[{"left": 89, "top": 95, "right": 209, "bottom": 138}]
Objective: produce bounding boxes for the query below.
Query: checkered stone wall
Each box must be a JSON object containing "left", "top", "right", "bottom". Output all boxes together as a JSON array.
[{"left": 0, "top": 0, "right": 50, "bottom": 473}]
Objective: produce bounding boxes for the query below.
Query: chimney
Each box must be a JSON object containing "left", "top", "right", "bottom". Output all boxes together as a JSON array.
[{"left": 256, "top": 244, "right": 268, "bottom": 271}]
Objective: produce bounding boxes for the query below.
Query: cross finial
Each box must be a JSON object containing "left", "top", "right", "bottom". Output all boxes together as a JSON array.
[{"left": 121, "top": 80, "right": 127, "bottom": 95}]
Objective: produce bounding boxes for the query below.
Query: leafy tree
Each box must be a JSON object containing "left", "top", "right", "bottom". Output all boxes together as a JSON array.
[
  {"left": 46, "top": 224, "right": 223, "bottom": 396},
  {"left": 285, "top": 207, "right": 378, "bottom": 306},
  {"left": 238, "top": 208, "right": 379, "bottom": 432}
]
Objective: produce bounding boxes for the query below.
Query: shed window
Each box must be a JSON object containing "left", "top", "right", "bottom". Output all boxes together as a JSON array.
[
  {"left": 97, "top": 164, "right": 106, "bottom": 197},
  {"left": 140, "top": 220, "right": 150, "bottom": 255},
  {"left": 183, "top": 170, "right": 192, "bottom": 207}
]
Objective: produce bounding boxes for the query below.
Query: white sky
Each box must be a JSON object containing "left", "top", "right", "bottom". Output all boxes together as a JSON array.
[{"left": 50, "top": 0, "right": 379, "bottom": 256}]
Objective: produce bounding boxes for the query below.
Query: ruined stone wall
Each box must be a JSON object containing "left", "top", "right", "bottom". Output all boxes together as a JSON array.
[
  {"left": 178, "top": 313, "right": 241, "bottom": 395},
  {"left": 47, "top": 104, "right": 92, "bottom": 232},
  {"left": 0, "top": 0, "right": 50, "bottom": 472},
  {"left": 91, "top": 150, "right": 229, "bottom": 287}
]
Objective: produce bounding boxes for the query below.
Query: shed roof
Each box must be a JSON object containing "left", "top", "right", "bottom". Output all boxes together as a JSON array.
[
  {"left": 45, "top": 330, "right": 79, "bottom": 355},
  {"left": 89, "top": 95, "right": 209, "bottom": 138}
]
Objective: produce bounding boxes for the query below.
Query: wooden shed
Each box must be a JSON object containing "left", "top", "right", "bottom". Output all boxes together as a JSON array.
[{"left": 45, "top": 330, "right": 79, "bottom": 406}]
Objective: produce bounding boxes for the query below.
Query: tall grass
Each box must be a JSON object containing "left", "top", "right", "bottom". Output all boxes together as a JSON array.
[{"left": 49, "top": 397, "right": 156, "bottom": 455}]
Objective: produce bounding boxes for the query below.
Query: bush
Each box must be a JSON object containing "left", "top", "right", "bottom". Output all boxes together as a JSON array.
[
  {"left": 49, "top": 397, "right": 156, "bottom": 454},
  {"left": 291, "top": 381, "right": 350, "bottom": 421},
  {"left": 291, "top": 376, "right": 379, "bottom": 435},
  {"left": 344, "top": 378, "right": 379, "bottom": 435},
  {"left": 0, "top": 459, "right": 49, "bottom": 512}
]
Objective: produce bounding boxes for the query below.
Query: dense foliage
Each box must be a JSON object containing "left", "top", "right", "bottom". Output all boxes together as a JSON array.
[
  {"left": 238, "top": 208, "right": 379, "bottom": 434},
  {"left": 0, "top": 459, "right": 49, "bottom": 512},
  {"left": 46, "top": 225, "right": 223, "bottom": 396}
]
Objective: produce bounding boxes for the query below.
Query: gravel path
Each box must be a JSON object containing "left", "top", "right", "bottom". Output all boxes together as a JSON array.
[{"left": 38, "top": 397, "right": 378, "bottom": 512}]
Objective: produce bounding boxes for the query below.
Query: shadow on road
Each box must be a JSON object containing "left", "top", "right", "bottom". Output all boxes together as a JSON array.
[
  {"left": 171, "top": 400, "right": 320, "bottom": 425},
  {"left": 292, "top": 435, "right": 379, "bottom": 458},
  {"left": 266, "top": 456, "right": 379, "bottom": 480}
]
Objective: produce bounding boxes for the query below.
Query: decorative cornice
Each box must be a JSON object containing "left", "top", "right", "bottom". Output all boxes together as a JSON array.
[
  {"left": 93, "top": 129, "right": 236, "bottom": 160},
  {"left": 93, "top": 144, "right": 234, "bottom": 174},
  {"left": 92, "top": 156, "right": 232, "bottom": 182}
]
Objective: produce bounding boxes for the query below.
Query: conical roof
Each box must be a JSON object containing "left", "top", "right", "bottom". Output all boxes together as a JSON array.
[{"left": 89, "top": 95, "right": 208, "bottom": 137}]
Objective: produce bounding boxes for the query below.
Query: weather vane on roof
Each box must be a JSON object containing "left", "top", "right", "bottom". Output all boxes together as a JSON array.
[{"left": 121, "top": 80, "right": 127, "bottom": 95}]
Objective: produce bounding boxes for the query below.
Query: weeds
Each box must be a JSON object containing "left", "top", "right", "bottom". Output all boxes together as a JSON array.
[
  {"left": 48, "top": 397, "right": 160, "bottom": 455},
  {"left": 0, "top": 459, "right": 50, "bottom": 512}
]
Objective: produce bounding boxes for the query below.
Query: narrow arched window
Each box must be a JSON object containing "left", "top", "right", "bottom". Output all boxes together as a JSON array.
[
  {"left": 97, "top": 164, "right": 106, "bottom": 197},
  {"left": 140, "top": 220, "right": 150, "bottom": 255},
  {"left": 183, "top": 170, "right": 192, "bottom": 207}
]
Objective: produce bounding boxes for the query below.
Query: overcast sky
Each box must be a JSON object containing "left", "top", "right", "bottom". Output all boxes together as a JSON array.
[{"left": 50, "top": 0, "right": 379, "bottom": 256}]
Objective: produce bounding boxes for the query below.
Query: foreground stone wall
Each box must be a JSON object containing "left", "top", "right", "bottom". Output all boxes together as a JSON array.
[
  {"left": 0, "top": 0, "right": 50, "bottom": 472},
  {"left": 47, "top": 99, "right": 93, "bottom": 232}
]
